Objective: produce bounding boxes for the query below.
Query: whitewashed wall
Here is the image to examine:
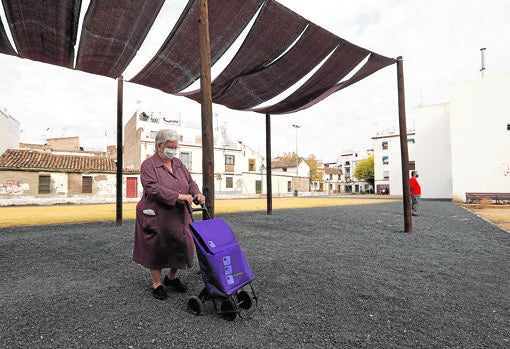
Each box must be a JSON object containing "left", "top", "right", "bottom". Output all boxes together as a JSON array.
[
  {"left": 449, "top": 74, "right": 510, "bottom": 201},
  {"left": 414, "top": 103, "right": 452, "bottom": 199}
]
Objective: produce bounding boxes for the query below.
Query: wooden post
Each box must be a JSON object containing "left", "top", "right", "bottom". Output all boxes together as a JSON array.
[
  {"left": 396, "top": 56, "right": 412, "bottom": 233},
  {"left": 198, "top": 0, "right": 214, "bottom": 218},
  {"left": 116, "top": 75, "right": 123, "bottom": 226},
  {"left": 265, "top": 113, "right": 272, "bottom": 215}
]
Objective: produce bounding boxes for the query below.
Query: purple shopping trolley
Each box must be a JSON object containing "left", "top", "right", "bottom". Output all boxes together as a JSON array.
[{"left": 186, "top": 204, "right": 257, "bottom": 321}]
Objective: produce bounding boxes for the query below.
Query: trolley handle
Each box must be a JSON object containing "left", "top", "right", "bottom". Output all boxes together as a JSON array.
[{"left": 186, "top": 201, "right": 212, "bottom": 221}]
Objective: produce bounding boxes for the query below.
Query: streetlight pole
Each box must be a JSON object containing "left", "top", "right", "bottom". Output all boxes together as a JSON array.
[{"left": 292, "top": 124, "right": 300, "bottom": 195}]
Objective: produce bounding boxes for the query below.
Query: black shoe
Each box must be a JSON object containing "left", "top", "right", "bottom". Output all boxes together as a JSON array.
[
  {"left": 164, "top": 276, "right": 188, "bottom": 293},
  {"left": 152, "top": 285, "right": 168, "bottom": 300}
]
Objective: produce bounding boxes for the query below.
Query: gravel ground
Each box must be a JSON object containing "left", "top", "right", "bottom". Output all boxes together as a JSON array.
[{"left": 0, "top": 201, "right": 508, "bottom": 349}]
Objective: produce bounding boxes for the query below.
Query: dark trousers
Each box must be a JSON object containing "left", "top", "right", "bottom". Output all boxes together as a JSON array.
[{"left": 411, "top": 195, "right": 420, "bottom": 214}]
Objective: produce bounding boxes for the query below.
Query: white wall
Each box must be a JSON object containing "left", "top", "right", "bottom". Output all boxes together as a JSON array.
[
  {"left": 0, "top": 109, "right": 20, "bottom": 155},
  {"left": 414, "top": 103, "right": 452, "bottom": 199},
  {"left": 449, "top": 74, "right": 510, "bottom": 201}
]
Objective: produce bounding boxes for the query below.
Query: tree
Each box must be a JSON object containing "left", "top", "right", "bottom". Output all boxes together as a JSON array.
[
  {"left": 305, "top": 154, "right": 322, "bottom": 183},
  {"left": 354, "top": 155, "right": 374, "bottom": 187}
]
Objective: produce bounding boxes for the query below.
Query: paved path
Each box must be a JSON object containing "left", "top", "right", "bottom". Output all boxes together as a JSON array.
[{"left": 0, "top": 201, "right": 508, "bottom": 348}]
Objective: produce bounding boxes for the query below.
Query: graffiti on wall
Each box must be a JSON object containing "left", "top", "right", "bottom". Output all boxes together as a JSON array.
[{"left": 0, "top": 180, "right": 30, "bottom": 195}]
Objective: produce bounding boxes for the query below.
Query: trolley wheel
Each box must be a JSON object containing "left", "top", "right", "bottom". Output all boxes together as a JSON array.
[
  {"left": 187, "top": 296, "right": 203, "bottom": 316},
  {"left": 221, "top": 299, "right": 237, "bottom": 321},
  {"left": 237, "top": 290, "right": 252, "bottom": 310}
]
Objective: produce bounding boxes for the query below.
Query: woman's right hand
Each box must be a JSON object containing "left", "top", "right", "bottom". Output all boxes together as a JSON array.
[{"left": 178, "top": 194, "right": 193, "bottom": 205}]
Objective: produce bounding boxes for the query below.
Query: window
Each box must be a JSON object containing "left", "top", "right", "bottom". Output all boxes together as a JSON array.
[
  {"left": 248, "top": 158, "right": 256, "bottom": 172},
  {"left": 225, "top": 154, "right": 235, "bottom": 172},
  {"left": 255, "top": 180, "right": 262, "bottom": 194},
  {"left": 38, "top": 175, "right": 51, "bottom": 194},
  {"left": 226, "top": 176, "right": 233, "bottom": 188},
  {"left": 180, "top": 152, "right": 191, "bottom": 168},
  {"left": 382, "top": 156, "right": 389, "bottom": 165},
  {"left": 82, "top": 176, "right": 93, "bottom": 193},
  {"left": 225, "top": 154, "right": 235, "bottom": 165},
  {"left": 287, "top": 181, "right": 292, "bottom": 192},
  {"left": 382, "top": 141, "right": 388, "bottom": 150}
]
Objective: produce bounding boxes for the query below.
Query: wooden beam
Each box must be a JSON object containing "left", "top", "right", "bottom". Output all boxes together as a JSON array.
[
  {"left": 116, "top": 75, "right": 123, "bottom": 226},
  {"left": 198, "top": 0, "right": 214, "bottom": 218},
  {"left": 396, "top": 56, "right": 412, "bottom": 233},
  {"left": 265, "top": 113, "right": 272, "bottom": 215}
]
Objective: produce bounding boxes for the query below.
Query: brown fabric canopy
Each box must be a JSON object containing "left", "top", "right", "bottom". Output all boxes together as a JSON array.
[
  {"left": 178, "top": 1, "right": 310, "bottom": 101},
  {"left": 74, "top": 0, "right": 165, "bottom": 78},
  {"left": 1, "top": 0, "right": 80, "bottom": 68},
  {"left": 252, "top": 46, "right": 395, "bottom": 114},
  {"left": 130, "top": 0, "right": 266, "bottom": 93},
  {"left": 177, "top": 0, "right": 394, "bottom": 114},
  {"left": 0, "top": 17, "right": 16, "bottom": 55},
  {"left": 0, "top": 0, "right": 395, "bottom": 114}
]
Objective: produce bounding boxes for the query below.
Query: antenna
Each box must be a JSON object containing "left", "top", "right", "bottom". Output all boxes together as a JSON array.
[{"left": 480, "top": 48, "right": 486, "bottom": 78}]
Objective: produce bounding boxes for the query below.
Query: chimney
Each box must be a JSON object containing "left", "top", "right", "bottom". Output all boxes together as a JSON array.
[{"left": 480, "top": 48, "right": 486, "bottom": 78}]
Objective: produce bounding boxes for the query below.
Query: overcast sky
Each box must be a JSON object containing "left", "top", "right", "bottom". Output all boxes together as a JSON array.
[{"left": 1, "top": 0, "right": 509, "bottom": 163}]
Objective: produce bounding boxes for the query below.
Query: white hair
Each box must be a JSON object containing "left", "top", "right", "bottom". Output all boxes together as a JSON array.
[{"left": 155, "top": 129, "right": 179, "bottom": 151}]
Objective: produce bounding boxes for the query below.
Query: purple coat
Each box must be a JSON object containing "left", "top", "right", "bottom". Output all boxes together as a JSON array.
[{"left": 132, "top": 154, "right": 201, "bottom": 270}]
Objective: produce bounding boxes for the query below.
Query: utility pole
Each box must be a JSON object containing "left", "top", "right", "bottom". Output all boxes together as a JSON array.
[
  {"left": 292, "top": 124, "right": 300, "bottom": 195},
  {"left": 198, "top": 0, "right": 214, "bottom": 218}
]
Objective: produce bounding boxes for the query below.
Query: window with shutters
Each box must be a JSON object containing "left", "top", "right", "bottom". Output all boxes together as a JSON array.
[
  {"left": 82, "top": 176, "right": 93, "bottom": 193},
  {"left": 38, "top": 175, "right": 51, "bottom": 194}
]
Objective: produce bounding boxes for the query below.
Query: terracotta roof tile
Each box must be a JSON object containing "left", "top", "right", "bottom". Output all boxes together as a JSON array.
[
  {"left": 324, "top": 167, "right": 342, "bottom": 175},
  {"left": 271, "top": 157, "right": 301, "bottom": 169},
  {"left": 0, "top": 149, "right": 123, "bottom": 173}
]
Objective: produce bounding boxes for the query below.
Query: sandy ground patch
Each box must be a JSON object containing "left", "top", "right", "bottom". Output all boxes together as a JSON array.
[
  {"left": 0, "top": 196, "right": 397, "bottom": 228},
  {"left": 463, "top": 205, "right": 510, "bottom": 233}
]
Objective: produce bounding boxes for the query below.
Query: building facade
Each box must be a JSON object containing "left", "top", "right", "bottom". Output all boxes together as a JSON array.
[
  {"left": 271, "top": 157, "right": 311, "bottom": 195},
  {"left": 448, "top": 74, "right": 510, "bottom": 201},
  {"left": 413, "top": 103, "right": 452, "bottom": 199},
  {"left": 373, "top": 72, "right": 510, "bottom": 201},
  {"left": 372, "top": 132, "right": 416, "bottom": 196},
  {"left": 0, "top": 109, "right": 20, "bottom": 156},
  {"left": 0, "top": 148, "right": 138, "bottom": 206},
  {"left": 338, "top": 149, "right": 374, "bottom": 193},
  {"left": 124, "top": 111, "right": 305, "bottom": 197}
]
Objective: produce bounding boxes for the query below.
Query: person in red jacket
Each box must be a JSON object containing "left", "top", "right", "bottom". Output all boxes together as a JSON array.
[{"left": 409, "top": 170, "right": 421, "bottom": 216}]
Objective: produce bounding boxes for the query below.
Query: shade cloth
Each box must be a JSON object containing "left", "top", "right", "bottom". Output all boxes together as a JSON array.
[
  {"left": 2, "top": 0, "right": 80, "bottom": 68},
  {"left": 129, "top": 0, "right": 266, "bottom": 94},
  {"left": 0, "top": 17, "right": 16, "bottom": 55},
  {"left": 75, "top": 0, "right": 165, "bottom": 78},
  {"left": 0, "top": 0, "right": 395, "bottom": 114}
]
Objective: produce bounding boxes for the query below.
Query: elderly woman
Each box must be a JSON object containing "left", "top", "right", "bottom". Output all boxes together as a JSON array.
[{"left": 133, "top": 129, "right": 205, "bottom": 300}]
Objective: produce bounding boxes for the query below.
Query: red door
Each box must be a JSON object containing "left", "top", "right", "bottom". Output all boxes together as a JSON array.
[{"left": 126, "top": 177, "right": 138, "bottom": 198}]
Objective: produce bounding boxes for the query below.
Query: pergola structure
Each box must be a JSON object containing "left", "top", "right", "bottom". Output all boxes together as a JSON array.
[{"left": 0, "top": 0, "right": 413, "bottom": 232}]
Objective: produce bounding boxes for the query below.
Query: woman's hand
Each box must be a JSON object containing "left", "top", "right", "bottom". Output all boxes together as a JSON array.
[
  {"left": 193, "top": 194, "right": 205, "bottom": 205},
  {"left": 178, "top": 194, "right": 193, "bottom": 205}
]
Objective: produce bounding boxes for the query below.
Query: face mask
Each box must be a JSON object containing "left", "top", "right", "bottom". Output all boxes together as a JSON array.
[{"left": 163, "top": 147, "right": 178, "bottom": 159}]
